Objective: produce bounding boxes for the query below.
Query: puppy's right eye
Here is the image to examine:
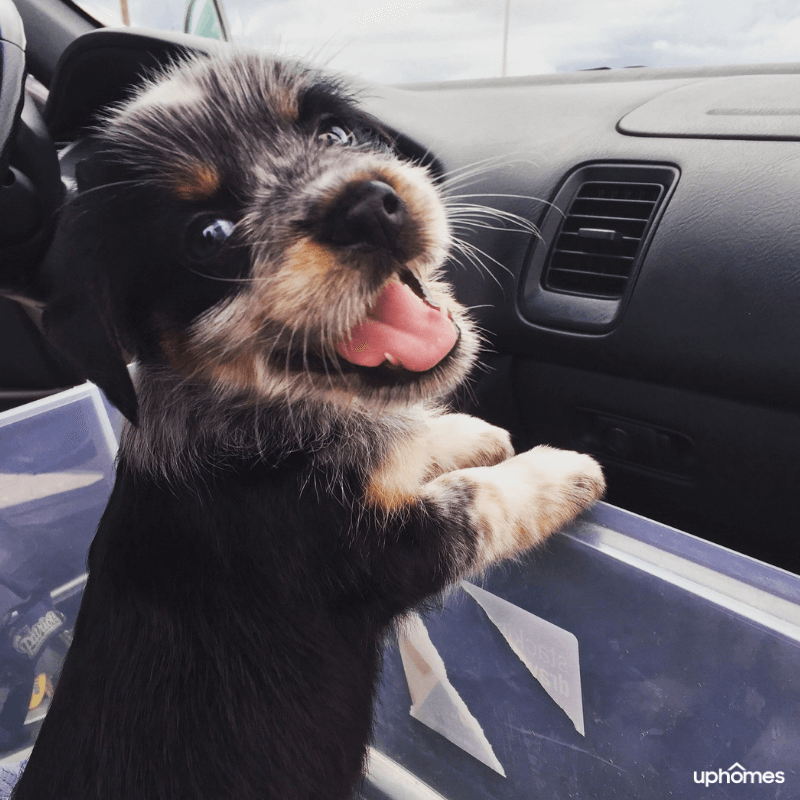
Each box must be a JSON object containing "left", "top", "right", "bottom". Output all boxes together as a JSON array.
[
  {"left": 185, "top": 216, "right": 235, "bottom": 261},
  {"left": 318, "top": 120, "right": 354, "bottom": 146}
]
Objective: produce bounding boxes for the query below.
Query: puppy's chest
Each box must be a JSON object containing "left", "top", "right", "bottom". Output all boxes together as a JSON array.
[{"left": 99, "top": 458, "right": 364, "bottom": 588}]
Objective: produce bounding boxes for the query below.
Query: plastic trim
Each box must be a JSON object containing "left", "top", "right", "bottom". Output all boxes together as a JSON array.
[{"left": 11, "top": 0, "right": 95, "bottom": 85}]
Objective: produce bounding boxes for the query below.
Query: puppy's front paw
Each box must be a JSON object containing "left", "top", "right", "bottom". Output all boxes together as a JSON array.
[
  {"left": 517, "top": 445, "right": 605, "bottom": 539},
  {"left": 426, "top": 413, "right": 514, "bottom": 473},
  {"left": 449, "top": 445, "right": 605, "bottom": 570}
]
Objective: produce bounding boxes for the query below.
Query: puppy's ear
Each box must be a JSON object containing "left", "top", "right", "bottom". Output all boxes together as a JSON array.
[
  {"left": 44, "top": 283, "right": 139, "bottom": 426},
  {"left": 42, "top": 180, "right": 139, "bottom": 425}
]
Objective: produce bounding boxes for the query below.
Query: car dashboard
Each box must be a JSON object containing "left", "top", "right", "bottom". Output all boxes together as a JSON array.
[
  {"left": 2, "top": 24, "right": 800, "bottom": 575},
  {"left": 372, "top": 64, "right": 800, "bottom": 573}
]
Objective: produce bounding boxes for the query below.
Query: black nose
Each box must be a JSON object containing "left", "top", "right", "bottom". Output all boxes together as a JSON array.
[{"left": 317, "top": 180, "right": 406, "bottom": 252}]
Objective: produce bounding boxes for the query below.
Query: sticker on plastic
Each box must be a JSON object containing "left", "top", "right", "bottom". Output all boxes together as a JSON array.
[
  {"left": 462, "top": 581, "right": 586, "bottom": 736},
  {"left": 398, "top": 613, "right": 506, "bottom": 776}
]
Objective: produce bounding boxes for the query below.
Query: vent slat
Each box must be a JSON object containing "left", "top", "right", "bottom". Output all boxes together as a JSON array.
[
  {"left": 553, "top": 251, "right": 636, "bottom": 266},
  {"left": 546, "top": 271, "right": 629, "bottom": 296},
  {"left": 549, "top": 270, "right": 630, "bottom": 285},
  {"left": 551, "top": 252, "right": 634, "bottom": 278},
  {"left": 557, "top": 232, "right": 640, "bottom": 258},
  {"left": 578, "top": 182, "right": 664, "bottom": 202},
  {"left": 570, "top": 198, "right": 656, "bottom": 220},
  {"left": 543, "top": 177, "right": 668, "bottom": 299},
  {"left": 563, "top": 215, "right": 648, "bottom": 238}
]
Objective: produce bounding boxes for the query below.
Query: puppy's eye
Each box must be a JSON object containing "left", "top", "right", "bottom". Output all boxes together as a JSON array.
[
  {"left": 186, "top": 216, "right": 235, "bottom": 261},
  {"left": 318, "top": 121, "right": 354, "bottom": 146}
]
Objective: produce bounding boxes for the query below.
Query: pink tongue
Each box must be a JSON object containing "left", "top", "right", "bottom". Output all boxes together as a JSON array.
[{"left": 336, "top": 281, "right": 458, "bottom": 372}]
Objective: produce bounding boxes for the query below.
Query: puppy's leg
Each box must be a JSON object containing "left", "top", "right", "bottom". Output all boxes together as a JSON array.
[
  {"left": 365, "top": 413, "right": 514, "bottom": 512},
  {"left": 421, "top": 444, "right": 605, "bottom": 573},
  {"left": 362, "top": 420, "right": 604, "bottom": 612},
  {"left": 420, "top": 413, "right": 515, "bottom": 472}
]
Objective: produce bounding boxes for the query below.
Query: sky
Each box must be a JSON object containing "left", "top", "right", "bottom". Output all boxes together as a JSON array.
[{"left": 74, "top": 0, "right": 800, "bottom": 84}]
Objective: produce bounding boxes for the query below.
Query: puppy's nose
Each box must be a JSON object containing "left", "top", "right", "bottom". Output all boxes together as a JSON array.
[{"left": 318, "top": 180, "right": 407, "bottom": 252}]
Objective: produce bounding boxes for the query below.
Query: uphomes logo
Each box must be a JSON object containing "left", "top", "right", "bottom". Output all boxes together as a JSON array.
[{"left": 694, "top": 762, "right": 785, "bottom": 787}]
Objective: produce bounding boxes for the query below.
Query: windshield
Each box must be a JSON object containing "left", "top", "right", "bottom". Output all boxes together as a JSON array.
[{"left": 73, "top": 0, "right": 800, "bottom": 84}]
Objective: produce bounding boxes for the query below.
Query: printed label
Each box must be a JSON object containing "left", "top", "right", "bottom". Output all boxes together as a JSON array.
[{"left": 12, "top": 610, "right": 64, "bottom": 659}]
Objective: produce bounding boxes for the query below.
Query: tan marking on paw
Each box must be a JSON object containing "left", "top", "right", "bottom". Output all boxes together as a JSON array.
[
  {"left": 424, "top": 414, "right": 514, "bottom": 472},
  {"left": 473, "top": 446, "right": 605, "bottom": 566},
  {"left": 365, "top": 426, "right": 432, "bottom": 512}
]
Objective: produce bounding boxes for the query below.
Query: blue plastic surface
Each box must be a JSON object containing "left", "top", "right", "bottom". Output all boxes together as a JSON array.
[
  {"left": 1, "top": 383, "right": 799, "bottom": 799},
  {"left": 0, "top": 384, "right": 118, "bottom": 758},
  {"left": 372, "top": 508, "right": 800, "bottom": 798}
]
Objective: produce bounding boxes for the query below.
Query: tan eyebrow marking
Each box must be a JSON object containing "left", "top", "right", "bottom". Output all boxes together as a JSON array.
[
  {"left": 272, "top": 83, "right": 300, "bottom": 123},
  {"left": 172, "top": 163, "right": 221, "bottom": 201}
]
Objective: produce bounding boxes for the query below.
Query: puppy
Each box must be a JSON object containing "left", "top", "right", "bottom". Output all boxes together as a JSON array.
[{"left": 13, "top": 52, "right": 604, "bottom": 800}]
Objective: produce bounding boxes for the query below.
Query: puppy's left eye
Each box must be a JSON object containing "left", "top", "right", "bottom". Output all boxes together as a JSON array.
[
  {"left": 318, "top": 121, "right": 354, "bottom": 146},
  {"left": 186, "top": 216, "right": 235, "bottom": 261}
]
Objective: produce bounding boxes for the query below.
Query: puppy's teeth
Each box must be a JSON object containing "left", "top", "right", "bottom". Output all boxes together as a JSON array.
[
  {"left": 419, "top": 282, "right": 440, "bottom": 309},
  {"left": 384, "top": 353, "right": 400, "bottom": 366}
]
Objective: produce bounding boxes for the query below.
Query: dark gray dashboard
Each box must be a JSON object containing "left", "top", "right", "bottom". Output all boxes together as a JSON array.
[
  {"left": 364, "top": 67, "right": 800, "bottom": 569},
  {"left": 7, "top": 25, "right": 800, "bottom": 571},
  {"left": 367, "top": 69, "right": 800, "bottom": 410}
]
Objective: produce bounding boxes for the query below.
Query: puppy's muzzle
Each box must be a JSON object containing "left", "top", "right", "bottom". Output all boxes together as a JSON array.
[{"left": 318, "top": 180, "right": 407, "bottom": 253}]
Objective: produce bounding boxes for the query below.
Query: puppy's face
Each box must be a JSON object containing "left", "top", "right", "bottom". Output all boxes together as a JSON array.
[{"left": 53, "top": 53, "right": 479, "bottom": 419}]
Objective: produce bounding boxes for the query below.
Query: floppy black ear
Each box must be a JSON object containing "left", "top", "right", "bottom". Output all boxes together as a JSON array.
[
  {"left": 43, "top": 283, "right": 139, "bottom": 426},
  {"left": 41, "top": 182, "right": 140, "bottom": 425},
  {"left": 40, "top": 145, "right": 140, "bottom": 425}
]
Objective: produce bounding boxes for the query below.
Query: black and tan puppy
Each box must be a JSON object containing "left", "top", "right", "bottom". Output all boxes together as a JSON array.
[{"left": 13, "top": 52, "right": 604, "bottom": 799}]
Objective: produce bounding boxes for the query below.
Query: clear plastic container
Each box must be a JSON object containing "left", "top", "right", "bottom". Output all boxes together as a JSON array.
[
  {"left": 371, "top": 504, "right": 800, "bottom": 799},
  {"left": 1, "top": 383, "right": 799, "bottom": 799},
  {"left": 0, "top": 383, "right": 121, "bottom": 758}
]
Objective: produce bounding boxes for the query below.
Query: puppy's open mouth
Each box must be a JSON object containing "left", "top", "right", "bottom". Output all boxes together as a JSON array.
[{"left": 335, "top": 271, "right": 459, "bottom": 372}]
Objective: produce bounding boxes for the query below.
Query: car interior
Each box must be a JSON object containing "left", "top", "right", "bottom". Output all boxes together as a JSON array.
[
  {"left": 3, "top": 0, "right": 800, "bottom": 578},
  {"left": 4, "top": 3, "right": 800, "bottom": 798}
]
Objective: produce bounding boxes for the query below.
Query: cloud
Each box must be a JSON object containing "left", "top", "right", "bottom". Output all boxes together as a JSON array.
[
  {"left": 79, "top": 0, "right": 800, "bottom": 82},
  {"left": 234, "top": 0, "right": 508, "bottom": 81}
]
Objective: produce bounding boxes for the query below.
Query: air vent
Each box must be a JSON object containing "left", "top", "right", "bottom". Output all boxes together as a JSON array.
[
  {"left": 520, "top": 163, "right": 678, "bottom": 333},
  {"left": 543, "top": 180, "right": 667, "bottom": 299}
]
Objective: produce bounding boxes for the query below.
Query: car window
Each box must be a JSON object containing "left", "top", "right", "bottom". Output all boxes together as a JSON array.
[{"left": 71, "top": 1, "right": 800, "bottom": 84}]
